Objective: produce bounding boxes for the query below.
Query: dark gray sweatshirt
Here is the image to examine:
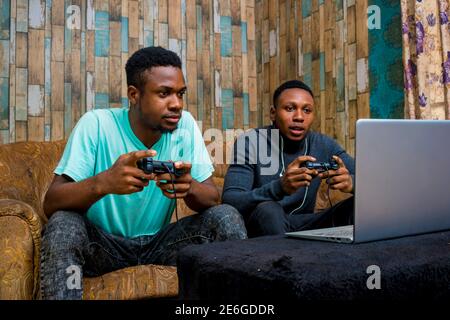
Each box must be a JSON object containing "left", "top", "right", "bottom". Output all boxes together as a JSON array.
[{"left": 222, "top": 125, "right": 355, "bottom": 217}]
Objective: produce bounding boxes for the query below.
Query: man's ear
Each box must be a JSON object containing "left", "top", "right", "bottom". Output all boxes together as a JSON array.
[
  {"left": 127, "top": 86, "right": 139, "bottom": 106},
  {"left": 269, "top": 105, "right": 276, "bottom": 122}
]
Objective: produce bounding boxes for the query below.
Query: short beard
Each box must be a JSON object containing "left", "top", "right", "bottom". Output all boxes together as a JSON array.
[{"left": 157, "top": 124, "right": 178, "bottom": 133}]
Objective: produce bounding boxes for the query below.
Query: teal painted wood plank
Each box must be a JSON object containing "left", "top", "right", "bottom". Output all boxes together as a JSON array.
[
  {"left": 144, "top": 0, "right": 154, "bottom": 32},
  {"left": 64, "top": 83, "right": 72, "bottom": 137},
  {"left": 45, "top": 38, "right": 51, "bottom": 95},
  {"left": 303, "top": 73, "right": 312, "bottom": 88},
  {"left": 45, "top": 124, "right": 50, "bottom": 141},
  {"left": 95, "top": 92, "right": 109, "bottom": 109},
  {"left": 302, "top": 0, "right": 312, "bottom": 18},
  {"left": 95, "top": 11, "right": 110, "bottom": 57},
  {"left": 144, "top": 30, "right": 154, "bottom": 47},
  {"left": 0, "top": 77, "right": 8, "bottom": 129},
  {"left": 222, "top": 107, "right": 234, "bottom": 130},
  {"left": 169, "top": 38, "right": 181, "bottom": 57},
  {"left": 122, "top": 97, "right": 129, "bottom": 109},
  {"left": 303, "top": 51, "right": 313, "bottom": 87},
  {"left": 243, "top": 92, "right": 249, "bottom": 126},
  {"left": 241, "top": 22, "right": 247, "bottom": 53},
  {"left": 320, "top": 52, "right": 325, "bottom": 91},
  {"left": 0, "top": 39, "right": 9, "bottom": 78},
  {"left": 336, "top": 58, "right": 345, "bottom": 111},
  {"left": 121, "top": 17, "right": 129, "bottom": 53},
  {"left": 0, "top": 129, "right": 9, "bottom": 143},
  {"left": 220, "top": 16, "right": 232, "bottom": 57},
  {"left": 196, "top": 5, "right": 202, "bottom": 51},
  {"left": 15, "top": 68, "right": 28, "bottom": 121},
  {"left": 197, "top": 79, "right": 203, "bottom": 121},
  {"left": 95, "top": 10, "right": 109, "bottom": 30},
  {"left": 16, "top": 0, "right": 28, "bottom": 33},
  {"left": 181, "top": 0, "right": 186, "bottom": 23},
  {"left": 221, "top": 88, "right": 234, "bottom": 129},
  {"left": 64, "top": 0, "right": 72, "bottom": 51},
  {"left": 336, "top": 0, "right": 344, "bottom": 20},
  {"left": 0, "top": 0, "right": 10, "bottom": 39},
  {"left": 9, "top": 18, "right": 15, "bottom": 64}
]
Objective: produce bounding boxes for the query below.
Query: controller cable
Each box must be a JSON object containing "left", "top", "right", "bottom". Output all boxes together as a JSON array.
[
  {"left": 323, "top": 165, "right": 336, "bottom": 227},
  {"left": 279, "top": 137, "right": 335, "bottom": 216},
  {"left": 279, "top": 137, "right": 309, "bottom": 215},
  {"left": 161, "top": 163, "right": 194, "bottom": 244}
]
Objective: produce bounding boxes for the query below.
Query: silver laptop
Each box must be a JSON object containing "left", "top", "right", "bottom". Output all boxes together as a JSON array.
[{"left": 286, "top": 119, "right": 450, "bottom": 243}]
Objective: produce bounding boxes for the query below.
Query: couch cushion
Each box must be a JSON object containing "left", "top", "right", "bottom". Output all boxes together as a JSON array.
[
  {"left": 83, "top": 264, "right": 178, "bottom": 300},
  {"left": 0, "top": 141, "right": 66, "bottom": 223},
  {"left": 0, "top": 216, "right": 35, "bottom": 299}
]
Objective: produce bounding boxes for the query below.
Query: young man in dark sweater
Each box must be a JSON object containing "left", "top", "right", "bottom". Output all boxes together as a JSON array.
[{"left": 222, "top": 80, "right": 355, "bottom": 237}]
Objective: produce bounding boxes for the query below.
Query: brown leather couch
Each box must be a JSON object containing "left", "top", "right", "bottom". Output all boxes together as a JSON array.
[{"left": 0, "top": 139, "right": 348, "bottom": 300}]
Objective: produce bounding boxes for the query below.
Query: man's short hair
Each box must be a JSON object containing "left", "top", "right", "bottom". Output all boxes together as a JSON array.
[
  {"left": 125, "top": 46, "right": 182, "bottom": 91},
  {"left": 272, "top": 80, "right": 314, "bottom": 107}
]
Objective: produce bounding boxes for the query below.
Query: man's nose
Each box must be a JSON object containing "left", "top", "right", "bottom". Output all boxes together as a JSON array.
[
  {"left": 293, "top": 110, "right": 304, "bottom": 122},
  {"left": 168, "top": 94, "right": 183, "bottom": 111}
]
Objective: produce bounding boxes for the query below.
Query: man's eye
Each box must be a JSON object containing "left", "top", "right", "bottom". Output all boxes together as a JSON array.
[
  {"left": 159, "top": 91, "right": 169, "bottom": 97},
  {"left": 285, "top": 106, "right": 294, "bottom": 112},
  {"left": 178, "top": 91, "right": 186, "bottom": 98}
]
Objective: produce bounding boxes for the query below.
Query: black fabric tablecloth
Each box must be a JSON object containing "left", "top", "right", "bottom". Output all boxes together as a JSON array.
[{"left": 177, "top": 231, "right": 450, "bottom": 301}]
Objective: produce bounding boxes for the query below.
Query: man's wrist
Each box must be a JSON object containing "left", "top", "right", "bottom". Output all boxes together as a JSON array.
[
  {"left": 186, "top": 177, "right": 196, "bottom": 197},
  {"left": 93, "top": 172, "right": 109, "bottom": 196}
]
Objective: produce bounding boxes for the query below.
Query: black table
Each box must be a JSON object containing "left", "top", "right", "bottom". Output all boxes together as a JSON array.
[{"left": 177, "top": 231, "right": 450, "bottom": 301}]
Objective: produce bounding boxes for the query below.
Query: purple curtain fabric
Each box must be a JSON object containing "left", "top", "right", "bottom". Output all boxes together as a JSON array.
[{"left": 401, "top": 0, "right": 450, "bottom": 119}]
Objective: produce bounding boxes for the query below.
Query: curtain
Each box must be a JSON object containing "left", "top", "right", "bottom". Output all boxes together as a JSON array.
[{"left": 401, "top": 0, "right": 450, "bottom": 119}]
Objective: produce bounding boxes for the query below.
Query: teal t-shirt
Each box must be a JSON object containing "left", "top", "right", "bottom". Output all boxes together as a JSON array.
[{"left": 55, "top": 108, "right": 214, "bottom": 238}]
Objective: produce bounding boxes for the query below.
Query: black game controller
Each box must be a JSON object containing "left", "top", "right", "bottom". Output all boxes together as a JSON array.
[
  {"left": 302, "top": 159, "right": 339, "bottom": 172},
  {"left": 137, "top": 158, "right": 185, "bottom": 177}
]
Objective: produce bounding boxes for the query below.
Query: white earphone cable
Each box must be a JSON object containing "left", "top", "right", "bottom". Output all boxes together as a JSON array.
[{"left": 278, "top": 136, "right": 309, "bottom": 215}]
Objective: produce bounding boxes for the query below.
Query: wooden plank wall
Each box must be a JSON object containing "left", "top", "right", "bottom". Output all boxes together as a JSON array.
[
  {"left": 254, "top": 0, "right": 370, "bottom": 156},
  {"left": 0, "top": 0, "right": 371, "bottom": 153},
  {"left": 0, "top": 0, "right": 258, "bottom": 144}
]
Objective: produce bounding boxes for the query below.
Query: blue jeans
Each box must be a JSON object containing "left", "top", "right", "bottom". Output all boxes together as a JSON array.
[{"left": 39, "top": 204, "right": 247, "bottom": 300}]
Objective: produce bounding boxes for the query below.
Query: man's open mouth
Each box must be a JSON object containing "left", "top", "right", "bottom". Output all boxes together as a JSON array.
[{"left": 289, "top": 126, "right": 305, "bottom": 135}]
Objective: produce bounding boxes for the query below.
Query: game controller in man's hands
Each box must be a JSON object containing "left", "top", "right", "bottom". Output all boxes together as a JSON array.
[
  {"left": 137, "top": 158, "right": 185, "bottom": 177},
  {"left": 302, "top": 159, "right": 339, "bottom": 172}
]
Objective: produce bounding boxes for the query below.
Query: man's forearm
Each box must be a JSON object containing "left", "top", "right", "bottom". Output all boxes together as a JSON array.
[
  {"left": 184, "top": 180, "right": 220, "bottom": 212},
  {"left": 43, "top": 174, "right": 108, "bottom": 218}
]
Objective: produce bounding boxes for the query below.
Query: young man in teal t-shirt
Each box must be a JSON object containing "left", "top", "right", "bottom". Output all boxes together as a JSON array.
[{"left": 40, "top": 46, "right": 247, "bottom": 300}]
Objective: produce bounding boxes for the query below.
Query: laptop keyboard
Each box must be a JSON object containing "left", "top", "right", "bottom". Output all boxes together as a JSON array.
[{"left": 306, "top": 225, "right": 354, "bottom": 238}]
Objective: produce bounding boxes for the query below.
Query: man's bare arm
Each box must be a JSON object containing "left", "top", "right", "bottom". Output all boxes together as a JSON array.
[
  {"left": 43, "top": 150, "right": 156, "bottom": 219},
  {"left": 156, "top": 162, "right": 220, "bottom": 213},
  {"left": 183, "top": 177, "right": 220, "bottom": 212},
  {"left": 43, "top": 174, "right": 108, "bottom": 218}
]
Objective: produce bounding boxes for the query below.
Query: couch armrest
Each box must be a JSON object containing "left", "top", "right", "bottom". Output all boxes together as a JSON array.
[{"left": 0, "top": 199, "right": 43, "bottom": 299}]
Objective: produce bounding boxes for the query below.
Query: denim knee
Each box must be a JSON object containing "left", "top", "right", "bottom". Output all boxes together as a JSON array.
[
  {"left": 246, "top": 201, "right": 286, "bottom": 235},
  {"left": 40, "top": 211, "right": 88, "bottom": 300},
  {"left": 42, "top": 211, "right": 88, "bottom": 253},
  {"left": 252, "top": 201, "right": 284, "bottom": 221},
  {"left": 203, "top": 204, "right": 248, "bottom": 240}
]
